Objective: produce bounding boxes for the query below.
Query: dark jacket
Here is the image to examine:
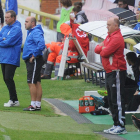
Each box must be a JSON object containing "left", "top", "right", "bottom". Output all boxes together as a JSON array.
[
  {"left": 75, "top": 11, "right": 88, "bottom": 24},
  {"left": 132, "top": 58, "right": 140, "bottom": 86},
  {"left": 0, "top": 2, "right": 4, "bottom": 23}
]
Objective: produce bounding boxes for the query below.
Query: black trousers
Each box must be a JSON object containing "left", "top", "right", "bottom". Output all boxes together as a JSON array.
[
  {"left": 127, "top": 95, "right": 140, "bottom": 111},
  {"left": 106, "top": 70, "right": 126, "bottom": 127},
  {"left": 103, "top": 96, "right": 109, "bottom": 108},
  {"left": 1, "top": 64, "right": 18, "bottom": 102}
]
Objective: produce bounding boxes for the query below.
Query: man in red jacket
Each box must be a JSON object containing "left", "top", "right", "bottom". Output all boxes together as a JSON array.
[{"left": 95, "top": 18, "right": 127, "bottom": 134}]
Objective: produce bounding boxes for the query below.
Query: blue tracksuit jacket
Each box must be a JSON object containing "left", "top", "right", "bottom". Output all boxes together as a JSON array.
[
  {"left": 22, "top": 24, "right": 45, "bottom": 60},
  {"left": 5, "top": 0, "right": 18, "bottom": 15},
  {"left": 0, "top": 20, "right": 22, "bottom": 67}
]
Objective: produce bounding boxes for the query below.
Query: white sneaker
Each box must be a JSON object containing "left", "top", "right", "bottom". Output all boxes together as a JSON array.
[
  {"left": 65, "top": 75, "right": 71, "bottom": 79},
  {"left": 51, "top": 76, "right": 58, "bottom": 80},
  {"left": 13, "top": 101, "right": 20, "bottom": 107},
  {"left": 4, "top": 100, "right": 20, "bottom": 107},
  {"left": 103, "top": 125, "right": 117, "bottom": 133},
  {"left": 109, "top": 126, "right": 127, "bottom": 135}
]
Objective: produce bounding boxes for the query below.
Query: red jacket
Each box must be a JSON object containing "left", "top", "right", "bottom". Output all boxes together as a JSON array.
[
  {"left": 94, "top": 29, "right": 126, "bottom": 73},
  {"left": 71, "top": 23, "right": 89, "bottom": 56},
  {"left": 60, "top": 23, "right": 89, "bottom": 56}
]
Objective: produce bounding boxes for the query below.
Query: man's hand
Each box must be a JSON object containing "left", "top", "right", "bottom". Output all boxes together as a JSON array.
[
  {"left": 134, "top": 90, "right": 139, "bottom": 95},
  {"left": 102, "top": 47, "right": 105, "bottom": 50},
  {"left": 29, "top": 55, "right": 35, "bottom": 63},
  {"left": 70, "top": 15, "right": 75, "bottom": 21},
  {"left": 99, "top": 42, "right": 104, "bottom": 47}
]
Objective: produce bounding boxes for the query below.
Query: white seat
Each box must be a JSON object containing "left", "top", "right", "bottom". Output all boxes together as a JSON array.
[{"left": 82, "top": 0, "right": 117, "bottom": 21}]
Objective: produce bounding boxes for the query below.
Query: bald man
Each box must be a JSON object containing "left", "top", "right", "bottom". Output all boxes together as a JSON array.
[
  {"left": 22, "top": 17, "right": 45, "bottom": 111},
  {"left": 95, "top": 18, "right": 127, "bottom": 134}
]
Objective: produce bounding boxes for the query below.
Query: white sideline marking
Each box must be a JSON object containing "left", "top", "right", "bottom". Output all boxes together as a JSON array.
[
  {"left": 3, "top": 135, "right": 11, "bottom": 140},
  {"left": 0, "top": 128, "right": 11, "bottom": 140},
  {"left": 0, "top": 128, "right": 6, "bottom": 132}
]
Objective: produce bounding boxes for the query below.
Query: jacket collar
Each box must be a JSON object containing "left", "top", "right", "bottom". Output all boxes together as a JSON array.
[
  {"left": 108, "top": 29, "right": 121, "bottom": 37},
  {"left": 7, "top": 20, "right": 17, "bottom": 28},
  {"left": 27, "top": 26, "right": 36, "bottom": 35}
]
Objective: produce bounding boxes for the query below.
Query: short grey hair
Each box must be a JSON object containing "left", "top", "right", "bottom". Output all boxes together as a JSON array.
[{"left": 31, "top": 17, "right": 36, "bottom": 25}]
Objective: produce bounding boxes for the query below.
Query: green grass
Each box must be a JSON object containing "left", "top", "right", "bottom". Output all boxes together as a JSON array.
[
  {"left": 0, "top": 128, "right": 103, "bottom": 140},
  {"left": 0, "top": 55, "right": 137, "bottom": 140},
  {"left": 0, "top": 55, "right": 108, "bottom": 140}
]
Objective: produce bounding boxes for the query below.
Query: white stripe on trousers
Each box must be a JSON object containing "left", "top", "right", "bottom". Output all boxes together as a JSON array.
[
  {"left": 116, "top": 70, "right": 124, "bottom": 126},
  {"left": 31, "top": 59, "right": 36, "bottom": 84}
]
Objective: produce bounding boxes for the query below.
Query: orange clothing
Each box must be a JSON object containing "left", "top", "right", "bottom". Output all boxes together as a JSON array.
[
  {"left": 60, "top": 23, "right": 72, "bottom": 35},
  {"left": 46, "top": 23, "right": 89, "bottom": 75},
  {"left": 46, "top": 42, "right": 63, "bottom": 56},
  {"left": 47, "top": 52, "right": 57, "bottom": 64},
  {"left": 45, "top": 42, "right": 63, "bottom": 64},
  {"left": 56, "top": 51, "right": 79, "bottom": 64}
]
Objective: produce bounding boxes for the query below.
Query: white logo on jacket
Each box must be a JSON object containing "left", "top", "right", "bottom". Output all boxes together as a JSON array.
[
  {"left": 112, "top": 84, "right": 116, "bottom": 87},
  {"left": 106, "top": 37, "right": 110, "bottom": 42},
  {"left": 109, "top": 54, "right": 113, "bottom": 65},
  {"left": 76, "top": 28, "right": 87, "bottom": 38},
  {"left": 7, "top": 31, "right": 10, "bottom": 35}
]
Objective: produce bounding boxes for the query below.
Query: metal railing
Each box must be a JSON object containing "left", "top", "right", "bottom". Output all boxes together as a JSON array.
[
  {"left": 124, "top": 38, "right": 137, "bottom": 51},
  {"left": 1, "top": 0, "right": 60, "bottom": 30}
]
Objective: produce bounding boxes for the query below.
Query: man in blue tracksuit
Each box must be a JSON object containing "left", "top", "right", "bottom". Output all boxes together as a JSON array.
[
  {"left": 0, "top": 10, "right": 22, "bottom": 107},
  {"left": 22, "top": 16, "right": 45, "bottom": 111},
  {"left": 5, "top": 0, "right": 18, "bottom": 15}
]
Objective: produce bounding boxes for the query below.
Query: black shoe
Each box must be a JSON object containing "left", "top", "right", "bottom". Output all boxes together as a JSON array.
[
  {"left": 41, "top": 75, "right": 51, "bottom": 79},
  {"left": 23, "top": 105, "right": 36, "bottom": 111},
  {"left": 132, "top": 115, "right": 140, "bottom": 130},
  {"left": 36, "top": 106, "right": 41, "bottom": 111},
  {"left": 90, "top": 109, "right": 109, "bottom": 115}
]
